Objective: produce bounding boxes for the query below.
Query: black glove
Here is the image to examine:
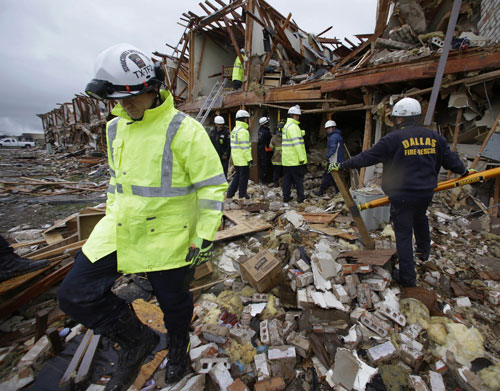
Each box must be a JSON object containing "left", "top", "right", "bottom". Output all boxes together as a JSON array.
[
  {"left": 186, "top": 238, "right": 213, "bottom": 268},
  {"left": 248, "top": 160, "right": 253, "bottom": 168}
]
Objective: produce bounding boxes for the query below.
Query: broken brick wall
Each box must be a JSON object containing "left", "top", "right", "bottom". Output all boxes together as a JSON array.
[{"left": 479, "top": 0, "right": 500, "bottom": 43}]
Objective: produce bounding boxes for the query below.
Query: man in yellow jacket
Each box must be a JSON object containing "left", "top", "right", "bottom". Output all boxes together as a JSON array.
[
  {"left": 232, "top": 48, "right": 246, "bottom": 90},
  {"left": 282, "top": 105, "right": 307, "bottom": 203},
  {"left": 227, "top": 109, "right": 252, "bottom": 199},
  {"left": 57, "top": 44, "right": 227, "bottom": 390}
]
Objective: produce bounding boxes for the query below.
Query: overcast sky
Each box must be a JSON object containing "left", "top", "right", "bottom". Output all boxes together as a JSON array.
[{"left": 0, "top": 0, "right": 376, "bottom": 135}]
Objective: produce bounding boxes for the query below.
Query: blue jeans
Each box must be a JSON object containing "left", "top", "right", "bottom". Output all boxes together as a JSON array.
[
  {"left": 390, "top": 196, "right": 433, "bottom": 287},
  {"left": 57, "top": 250, "right": 194, "bottom": 334}
]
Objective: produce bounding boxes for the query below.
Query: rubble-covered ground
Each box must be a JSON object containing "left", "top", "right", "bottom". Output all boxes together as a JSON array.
[{"left": 1, "top": 147, "right": 500, "bottom": 391}]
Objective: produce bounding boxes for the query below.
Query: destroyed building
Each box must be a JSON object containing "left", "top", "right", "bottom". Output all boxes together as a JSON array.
[{"left": 1, "top": 0, "right": 500, "bottom": 390}]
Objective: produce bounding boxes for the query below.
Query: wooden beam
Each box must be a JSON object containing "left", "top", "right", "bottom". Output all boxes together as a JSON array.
[
  {"left": 471, "top": 113, "right": 500, "bottom": 169},
  {"left": 331, "top": 31, "right": 379, "bottom": 72},
  {"left": 266, "top": 88, "right": 321, "bottom": 101},
  {"left": 243, "top": 0, "right": 256, "bottom": 91},
  {"left": 448, "top": 108, "right": 463, "bottom": 178},
  {"left": 223, "top": 16, "right": 244, "bottom": 64},
  {"left": 490, "top": 178, "right": 500, "bottom": 218},
  {"left": 74, "top": 334, "right": 101, "bottom": 384},
  {"left": 194, "top": 0, "right": 243, "bottom": 31},
  {"left": 303, "top": 103, "right": 372, "bottom": 114},
  {"left": 172, "top": 33, "right": 189, "bottom": 94},
  {"left": 317, "top": 26, "right": 333, "bottom": 37},
  {"left": 60, "top": 330, "right": 93, "bottom": 387},
  {"left": 359, "top": 89, "right": 373, "bottom": 187},
  {"left": 322, "top": 50, "right": 500, "bottom": 93},
  {"left": 375, "top": 0, "right": 391, "bottom": 35}
]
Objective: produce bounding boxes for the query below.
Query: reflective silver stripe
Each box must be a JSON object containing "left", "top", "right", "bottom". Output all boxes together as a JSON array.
[
  {"left": 231, "top": 146, "right": 250, "bottom": 150},
  {"left": 232, "top": 140, "right": 248, "bottom": 144},
  {"left": 109, "top": 168, "right": 116, "bottom": 177},
  {"left": 282, "top": 142, "right": 305, "bottom": 147},
  {"left": 193, "top": 173, "right": 226, "bottom": 189},
  {"left": 199, "top": 199, "right": 223, "bottom": 211},
  {"left": 116, "top": 183, "right": 123, "bottom": 193},
  {"left": 283, "top": 137, "right": 302, "bottom": 142},
  {"left": 107, "top": 117, "right": 120, "bottom": 168},
  {"left": 107, "top": 184, "right": 115, "bottom": 193}
]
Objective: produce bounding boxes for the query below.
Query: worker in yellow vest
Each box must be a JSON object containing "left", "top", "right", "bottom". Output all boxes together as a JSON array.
[
  {"left": 57, "top": 44, "right": 227, "bottom": 389},
  {"left": 227, "top": 109, "right": 252, "bottom": 199},
  {"left": 282, "top": 105, "right": 307, "bottom": 202},
  {"left": 232, "top": 48, "right": 246, "bottom": 90}
]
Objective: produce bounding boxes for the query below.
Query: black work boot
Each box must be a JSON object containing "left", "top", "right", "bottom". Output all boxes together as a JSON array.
[
  {"left": 165, "top": 331, "right": 190, "bottom": 384},
  {"left": 0, "top": 253, "right": 50, "bottom": 282},
  {"left": 104, "top": 308, "right": 160, "bottom": 391}
]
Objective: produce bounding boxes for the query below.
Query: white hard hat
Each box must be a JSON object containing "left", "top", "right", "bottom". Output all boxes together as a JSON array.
[
  {"left": 259, "top": 117, "right": 270, "bottom": 126},
  {"left": 86, "top": 43, "right": 160, "bottom": 100},
  {"left": 325, "top": 120, "right": 336, "bottom": 128},
  {"left": 392, "top": 97, "right": 422, "bottom": 117},
  {"left": 214, "top": 115, "right": 225, "bottom": 125},
  {"left": 240, "top": 48, "right": 246, "bottom": 54},
  {"left": 288, "top": 105, "right": 301, "bottom": 115},
  {"left": 236, "top": 109, "right": 250, "bottom": 119}
]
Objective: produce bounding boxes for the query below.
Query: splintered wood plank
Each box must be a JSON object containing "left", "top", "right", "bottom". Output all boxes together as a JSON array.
[
  {"left": 132, "top": 299, "right": 167, "bottom": 333},
  {"left": 11, "top": 238, "right": 46, "bottom": 249},
  {"left": 28, "top": 239, "right": 86, "bottom": 261},
  {"left": 75, "top": 334, "right": 101, "bottom": 384},
  {"left": 43, "top": 231, "right": 64, "bottom": 245},
  {"left": 214, "top": 210, "right": 272, "bottom": 241},
  {"left": 298, "top": 212, "right": 340, "bottom": 225},
  {"left": 26, "top": 233, "right": 78, "bottom": 258},
  {"left": 60, "top": 329, "right": 93, "bottom": 387},
  {"left": 130, "top": 349, "right": 168, "bottom": 391},
  {"left": 309, "top": 224, "right": 357, "bottom": 241},
  {"left": 340, "top": 248, "right": 397, "bottom": 265}
]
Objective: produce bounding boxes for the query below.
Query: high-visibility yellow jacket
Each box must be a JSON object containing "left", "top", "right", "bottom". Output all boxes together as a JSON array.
[
  {"left": 82, "top": 90, "right": 228, "bottom": 273},
  {"left": 282, "top": 118, "right": 307, "bottom": 166},
  {"left": 230, "top": 121, "right": 252, "bottom": 166},
  {"left": 232, "top": 55, "right": 245, "bottom": 82}
]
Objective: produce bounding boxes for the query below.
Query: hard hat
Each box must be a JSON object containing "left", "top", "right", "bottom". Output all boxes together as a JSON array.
[
  {"left": 240, "top": 48, "right": 245, "bottom": 54},
  {"left": 259, "top": 117, "right": 270, "bottom": 126},
  {"left": 214, "top": 116, "right": 225, "bottom": 125},
  {"left": 325, "top": 120, "right": 336, "bottom": 128},
  {"left": 392, "top": 97, "right": 422, "bottom": 117},
  {"left": 236, "top": 109, "right": 250, "bottom": 119},
  {"left": 276, "top": 120, "right": 285, "bottom": 133},
  {"left": 288, "top": 105, "right": 301, "bottom": 115},
  {"left": 85, "top": 43, "right": 163, "bottom": 100}
]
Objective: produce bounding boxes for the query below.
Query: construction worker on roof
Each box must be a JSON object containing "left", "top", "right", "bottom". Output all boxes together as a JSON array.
[
  {"left": 313, "top": 119, "right": 344, "bottom": 196},
  {"left": 282, "top": 105, "right": 307, "bottom": 203},
  {"left": 227, "top": 109, "right": 252, "bottom": 199},
  {"left": 232, "top": 48, "right": 246, "bottom": 90},
  {"left": 57, "top": 43, "right": 227, "bottom": 390},
  {"left": 269, "top": 120, "right": 284, "bottom": 188},
  {"left": 210, "top": 115, "right": 231, "bottom": 178},
  {"left": 330, "top": 97, "right": 473, "bottom": 288}
]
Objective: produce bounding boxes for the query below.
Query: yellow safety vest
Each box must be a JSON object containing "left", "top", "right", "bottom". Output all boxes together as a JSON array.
[
  {"left": 230, "top": 121, "right": 252, "bottom": 166},
  {"left": 82, "top": 90, "right": 228, "bottom": 273},
  {"left": 281, "top": 118, "right": 307, "bottom": 166},
  {"left": 232, "top": 55, "right": 245, "bottom": 82}
]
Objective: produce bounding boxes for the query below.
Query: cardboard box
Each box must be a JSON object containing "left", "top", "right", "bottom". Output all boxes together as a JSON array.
[{"left": 240, "top": 249, "right": 283, "bottom": 293}]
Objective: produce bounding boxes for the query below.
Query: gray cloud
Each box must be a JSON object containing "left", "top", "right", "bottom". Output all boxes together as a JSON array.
[{"left": 0, "top": 0, "right": 375, "bottom": 135}]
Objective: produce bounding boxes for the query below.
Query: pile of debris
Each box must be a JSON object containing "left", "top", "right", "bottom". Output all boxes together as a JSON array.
[{"left": 1, "top": 171, "right": 500, "bottom": 390}]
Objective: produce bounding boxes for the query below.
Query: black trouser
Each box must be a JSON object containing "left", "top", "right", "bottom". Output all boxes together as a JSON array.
[
  {"left": 390, "top": 196, "right": 433, "bottom": 287},
  {"left": 227, "top": 165, "right": 249, "bottom": 198},
  {"left": 0, "top": 235, "right": 13, "bottom": 256},
  {"left": 319, "top": 168, "right": 336, "bottom": 192},
  {"left": 272, "top": 164, "right": 283, "bottom": 184},
  {"left": 57, "top": 250, "right": 194, "bottom": 335},
  {"left": 221, "top": 159, "right": 229, "bottom": 179},
  {"left": 258, "top": 151, "right": 270, "bottom": 184},
  {"left": 233, "top": 80, "right": 242, "bottom": 90},
  {"left": 283, "top": 165, "right": 304, "bottom": 201}
]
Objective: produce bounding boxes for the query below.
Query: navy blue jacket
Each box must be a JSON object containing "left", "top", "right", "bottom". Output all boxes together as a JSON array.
[
  {"left": 327, "top": 129, "right": 345, "bottom": 163},
  {"left": 209, "top": 126, "right": 231, "bottom": 160},
  {"left": 342, "top": 125, "right": 466, "bottom": 199}
]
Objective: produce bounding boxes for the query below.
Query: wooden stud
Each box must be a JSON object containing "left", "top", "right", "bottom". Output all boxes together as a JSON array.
[
  {"left": 75, "top": 334, "right": 101, "bottom": 384},
  {"left": 243, "top": 0, "right": 256, "bottom": 91},
  {"left": 448, "top": 108, "right": 463, "bottom": 178},
  {"left": 471, "top": 113, "right": 500, "bottom": 169},
  {"left": 46, "top": 327, "right": 64, "bottom": 354},
  {"left": 490, "top": 178, "right": 500, "bottom": 218},
  {"left": 223, "top": 16, "right": 244, "bottom": 64},
  {"left": 359, "top": 90, "right": 373, "bottom": 187},
  {"left": 59, "top": 329, "right": 93, "bottom": 387},
  {"left": 35, "top": 309, "right": 50, "bottom": 342}
]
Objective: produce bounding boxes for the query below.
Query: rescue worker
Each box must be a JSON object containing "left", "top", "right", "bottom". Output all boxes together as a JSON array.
[
  {"left": 269, "top": 120, "right": 284, "bottom": 188},
  {"left": 329, "top": 97, "right": 471, "bottom": 287},
  {"left": 313, "top": 120, "right": 344, "bottom": 196},
  {"left": 57, "top": 43, "right": 227, "bottom": 390},
  {"left": 232, "top": 48, "right": 246, "bottom": 90},
  {"left": 0, "top": 234, "right": 49, "bottom": 282},
  {"left": 210, "top": 115, "right": 231, "bottom": 178},
  {"left": 282, "top": 105, "right": 307, "bottom": 203},
  {"left": 257, "top": 116, "right": 272, "bottom": 184},
  {"left": 227, "top": 109, "right": 252, "bottom": 199}
]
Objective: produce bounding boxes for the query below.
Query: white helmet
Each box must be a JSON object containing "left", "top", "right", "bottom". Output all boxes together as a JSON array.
[
  {"left": 392, "top": 97, "right": 422, "bottom": 117},
  {"left": 325, "top": 120, "right": 336, "bottom": 128},
  {"left": 288, "top": 105, "right": 301, "bottom": 115},
  {"left": 236, "top": 109, "right": 250, "bottom": 119},
  {"left": 259, "top": 117, "right": 270, "bottom": 126},
  {"left": 86, "top": 43, "right": 162, "bottom": 100},
  {"left": 214, "top": 115, "right": 225, "bottom": 125},
  {"left": 240, "top": 48, "right": 246, "bottom": 54}
]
